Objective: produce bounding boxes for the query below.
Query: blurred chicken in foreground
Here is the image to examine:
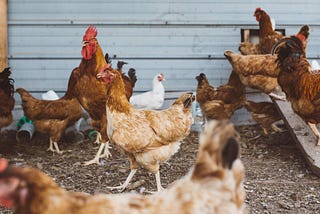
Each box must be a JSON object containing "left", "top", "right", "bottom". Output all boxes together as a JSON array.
[
  {"left": 244, "top": 100, "right": 284, "bottom": 135},
  {"left": 0, "top": 120, "right": 246, "bottom": 214},
  {"left": 0, "top": 68, "right": 15, "bottom": 131},
  {"left": 195, "top": 71, "right": 246, "bottom": 121}
]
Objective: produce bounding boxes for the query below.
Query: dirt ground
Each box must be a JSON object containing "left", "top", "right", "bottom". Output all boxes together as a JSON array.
[{"left": 0, "top": 123, "right": 320, "bottom": 214}]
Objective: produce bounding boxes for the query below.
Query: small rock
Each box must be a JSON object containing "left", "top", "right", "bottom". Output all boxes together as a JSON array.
[
  {"left": 278, "top": 201, "right": 293, "bottom": 210},
  {"left": 290, "top": 193, "right": 300, "bottom": 201},
  {"left": 297, "top": 174, "right": 304, "bottom": 178}
]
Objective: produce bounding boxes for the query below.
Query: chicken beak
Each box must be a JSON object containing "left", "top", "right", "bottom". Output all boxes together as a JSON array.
[
  {"left": 96, "top": 72, "right": 104, "bottom": 79},
  {"left": 82, "top": 41, "right": 88, "bottom": 47}
]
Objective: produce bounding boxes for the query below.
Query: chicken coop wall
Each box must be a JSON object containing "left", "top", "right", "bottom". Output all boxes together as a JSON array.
[{"left": 7, "top": 1, "right": 320, "bottom": 98}]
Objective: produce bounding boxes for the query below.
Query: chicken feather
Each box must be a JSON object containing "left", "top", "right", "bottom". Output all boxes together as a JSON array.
[
  {"left": 273, "top": 35, "right": 320, "bottom": 145},
  {"left": 0, "top": 67, "right": 15, "bottom": 130},
  {"left": 97, "top": 67, "right": 194, "bottom": 192}
]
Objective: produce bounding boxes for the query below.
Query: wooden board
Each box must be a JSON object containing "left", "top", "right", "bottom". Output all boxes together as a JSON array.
[
  {"left": 0, "top": 0, "right": 7, "bottom": 70},
  {"left": 273, "top": 99, "right": 320, "bottom": 176}
]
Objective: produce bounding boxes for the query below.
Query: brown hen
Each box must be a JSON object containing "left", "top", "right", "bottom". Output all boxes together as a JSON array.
[
  {"left": 239, "top": 8, "right": 309, "bottom": 56},
  {"left": 195, "top": 71, "right": 246, "bottom": 121},
  {"left": 16, "top": 72, "right": 82, "bottom": 153},
  {"left": 244, "top": 100, "right": 283, "bottom": 135}
]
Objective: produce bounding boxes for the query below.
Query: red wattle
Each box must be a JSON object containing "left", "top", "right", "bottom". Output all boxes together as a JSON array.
[
  {"left": 0, "top": 159, "right": 8, "bottom": 172},
  {"left": 0, "top": 198, "right": 14, "bottom": 208}
]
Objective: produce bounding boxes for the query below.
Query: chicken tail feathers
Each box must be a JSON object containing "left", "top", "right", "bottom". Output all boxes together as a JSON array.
[
  {"left": 104, "top": 53, "right": 112, "bottom": 65},
  {"left": 191, "top": 120, "right": 242, "bottom": 181},
  {"left": 224, "top": 50, "right": 235, "bottom": 62},
  {"left": 16, "top": 88, "right": 36, "bottom": 104},
  {"left": 128, "top": 68, "right": 137, "bottom": 88},
  {"left": 0, "top": 67, "right": 14, "bottom": 97},
  {"left": 296, "top": 25, "right": 310, "bottom": 40}
]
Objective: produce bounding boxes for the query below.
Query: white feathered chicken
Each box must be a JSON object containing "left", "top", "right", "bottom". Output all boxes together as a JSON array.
[{"left": 130, "top": 73, "right": 165, "bottom": 109}]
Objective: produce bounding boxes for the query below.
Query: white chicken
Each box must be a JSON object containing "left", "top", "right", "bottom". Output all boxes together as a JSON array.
[{"left": 130, "top": 73, "right": 165, "bottom": 109}]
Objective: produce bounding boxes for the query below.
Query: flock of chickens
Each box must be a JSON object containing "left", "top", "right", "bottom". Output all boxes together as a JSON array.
[{"left": 0, "top": 7, "right": 319, "bottom": 213}]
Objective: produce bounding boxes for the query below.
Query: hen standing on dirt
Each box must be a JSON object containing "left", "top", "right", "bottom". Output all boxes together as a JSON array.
[
  {"left": 97, "top": 67, "right": 194, "bottom": 192},
  {"left": 195, "top": 72, "right": 245, "bottom": 121},
  {"left": 16, "top": 68, "right": 83, "bottom": 154},
  {"left": 0, "top": 67, "right": 15, "bottom": 131}
]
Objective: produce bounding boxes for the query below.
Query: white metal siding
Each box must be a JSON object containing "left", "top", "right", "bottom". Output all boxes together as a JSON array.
[{"left": 8, "top": 0, "right": 320, "bottom": 94}]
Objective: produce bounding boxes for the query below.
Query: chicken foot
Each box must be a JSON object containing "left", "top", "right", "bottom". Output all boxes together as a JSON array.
[
  {"left": 99, "top": 142, "right": 112, "bottom": 158},
  {"left": 47, "top": 138, "right": 62, "bottom": 154},
  {"left": 83, "top": 141, "right": 111, "bottom": 165},
  {"left": 107, "top": 169, "right": 137, "bottom": 192},
  {"left": 308, "top": 123, "right": 320, "bottom": 146},
  {"left": 271, "top": 123, "right": 285, "bottom": 133},
  {"left": 93, "top": 132, "right": 102, "bottom": 144}
]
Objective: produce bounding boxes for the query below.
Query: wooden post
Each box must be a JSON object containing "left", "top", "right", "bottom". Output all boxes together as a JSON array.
[{"left": 0, "top": 0, "right": 8, "bottom": 71}]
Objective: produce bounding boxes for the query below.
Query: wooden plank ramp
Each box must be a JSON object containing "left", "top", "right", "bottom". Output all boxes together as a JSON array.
[{"left": 273, "top": 99, "right": 320, "bottom": 177}]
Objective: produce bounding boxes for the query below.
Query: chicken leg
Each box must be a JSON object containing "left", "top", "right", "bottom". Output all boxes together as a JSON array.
[
  {"left": 47, "top": 138, "right": 62, "bottom": 154},
  {"left": 107, "top": 169, "right": 137, "bottom": 192},
  {"left": 93, "top": 132, "right": 102, "bottom": 145},
  {"left": 308, "top": 123, "right": 320, "bottom": 146},
  {"left": 84, "top": 141, "right": 111, "bottom": 165},
  {"left": 155, "top": 170, "right": 164, "bottom": 192}
]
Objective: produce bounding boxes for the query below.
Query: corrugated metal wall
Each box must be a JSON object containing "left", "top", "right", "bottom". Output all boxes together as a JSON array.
[{"left": 8, "top": 0, "right": 320, "bottom": 97}]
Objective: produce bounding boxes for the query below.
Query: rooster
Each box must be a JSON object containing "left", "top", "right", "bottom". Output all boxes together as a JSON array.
[
  {"left": 272, "top": 35, "right": 320, "bottom": 145},
  {"left": 244, "top": 100, "right": 283, "bottom": 135},
  {"left": 70, "top": 26, "right": 136, "bottom": 165},
  {"left": 0, "top": 67, "right": 15, "bottom": 131},
  {"left": 195, "top": 71, "right": 246, "bottom": 121},
  {"left": 0, "top": 120, "right": 246, "bottom": 214},
  {"left": 16, "top": 69, "right": 83, "bottom": 153},
  {"left": 97, "top": 67, "right": 194, "bottom": 192},
  {"left": 130, "top": 73, "right": 165, "bottom": 110}
]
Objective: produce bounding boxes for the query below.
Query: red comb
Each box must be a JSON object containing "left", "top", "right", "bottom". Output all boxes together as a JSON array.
[
  {"left": 83, "top": 25, "right": 98, "bottom": 41},
  {"left": 255, "top": 7, "right": 262, "bottom": 13},
  {"left": 0, "top": 158, "right": 8, "bottom": 172},
  {"left": 296, "top": 34, "right": 306, "bottom": 42},
  {"left": 103, "top": 63, "right": 111, "bottom": 70}
]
